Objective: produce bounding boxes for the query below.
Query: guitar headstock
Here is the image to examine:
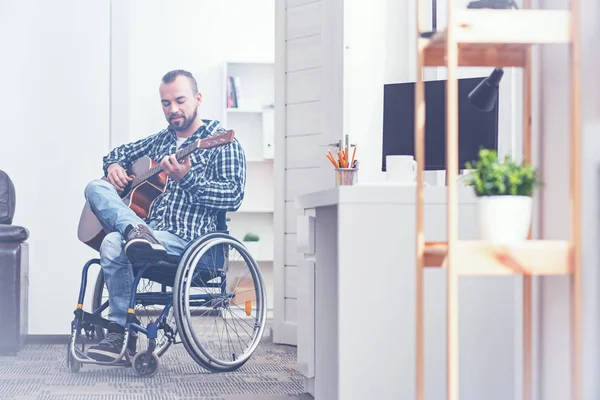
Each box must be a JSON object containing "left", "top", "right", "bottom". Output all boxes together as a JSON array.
[{"left": 198, "top": 130, "right": 235, "bottom": 149}]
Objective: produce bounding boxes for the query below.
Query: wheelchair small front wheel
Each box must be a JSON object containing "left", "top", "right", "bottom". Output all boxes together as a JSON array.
[{"left": 132, "top": 351, "right": 159, "bottom": 378}]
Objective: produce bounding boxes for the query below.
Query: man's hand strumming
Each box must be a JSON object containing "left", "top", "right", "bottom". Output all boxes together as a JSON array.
[
  {"left": 107, "top": 163, "right": 133, "bottom": 192},
  {"left": 161, "top": 155, "right": 191, "bottom": 182}
]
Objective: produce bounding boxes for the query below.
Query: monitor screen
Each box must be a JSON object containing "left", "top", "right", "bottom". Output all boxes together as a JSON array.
[{"left": 382, "top": 77, "right": 499, "bottom": 171}]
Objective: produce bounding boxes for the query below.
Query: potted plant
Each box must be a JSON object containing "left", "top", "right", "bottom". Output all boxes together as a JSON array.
[
  {"left": 464, "top": 148, "right": 540, "bottom": 244},
  {"left": 243, "top": 232, "right": 260, "bottom": 256}
]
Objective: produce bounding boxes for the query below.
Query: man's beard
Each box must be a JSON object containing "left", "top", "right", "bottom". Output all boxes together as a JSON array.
[{"left": 169, "top": 108, "right": 197, "bottom": 132}]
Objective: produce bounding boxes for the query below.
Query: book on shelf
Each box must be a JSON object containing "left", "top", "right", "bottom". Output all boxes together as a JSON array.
[{"left": 226, "top": 75, "right": 242, "bottom": 108}]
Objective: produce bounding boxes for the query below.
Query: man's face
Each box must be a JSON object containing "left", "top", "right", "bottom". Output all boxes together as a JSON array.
[{"left": 159, "top": 76, "right": 202, "bottom": 132}]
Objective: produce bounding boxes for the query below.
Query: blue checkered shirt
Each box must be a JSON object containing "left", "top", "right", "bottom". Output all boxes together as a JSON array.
[{"left": 102, "top": 119, "right": 246, "bottom": 242}]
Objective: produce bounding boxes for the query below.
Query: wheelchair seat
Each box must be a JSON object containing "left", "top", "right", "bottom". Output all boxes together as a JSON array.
[{"left": 133, "top": 211, "right": 230, "bottom": 287}]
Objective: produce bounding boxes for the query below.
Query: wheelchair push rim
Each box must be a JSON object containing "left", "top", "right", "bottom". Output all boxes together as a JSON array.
[{"left": 173, "top": 235, "right": 267, "bottom": 371}]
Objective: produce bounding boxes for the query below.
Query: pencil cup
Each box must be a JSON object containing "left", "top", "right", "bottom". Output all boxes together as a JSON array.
[{"left": 335, "top": 168, "right": 358, "bottom": 186}]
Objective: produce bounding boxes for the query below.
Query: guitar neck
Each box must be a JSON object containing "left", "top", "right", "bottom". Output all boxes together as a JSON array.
[
  {"left": 130, "top": 141, "right": 197, "bottom": 187},
  {"left": 127, "top": 129, "right": 235, "bottom": 189}
]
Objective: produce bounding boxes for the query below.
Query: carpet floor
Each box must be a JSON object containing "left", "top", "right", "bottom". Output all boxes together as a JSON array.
[{"left": 0, "top": 334, "right": 308, "bottom": 400}]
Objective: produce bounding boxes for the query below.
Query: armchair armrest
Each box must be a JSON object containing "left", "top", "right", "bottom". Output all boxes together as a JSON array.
[{"left": 0, "top": 225, "right": 29, "bottom": 243}]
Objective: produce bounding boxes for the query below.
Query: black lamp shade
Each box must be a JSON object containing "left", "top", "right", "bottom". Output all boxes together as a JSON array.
[{"left": 468, "top": 68, "right": 504, "bottom": 111}]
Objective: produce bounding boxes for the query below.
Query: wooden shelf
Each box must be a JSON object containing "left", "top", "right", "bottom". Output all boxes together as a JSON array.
[
  {"left": 422, "top": 9, "right": 571, "bottom": 67},
  {"left": 424, "top": 240, "right": 571, "bottom": 275},
  {"left": 415, "top": 2, "right": 581, "bottom": 399},
  {"left": 423, "top": 241, "right": 448, "bottom": 267}
]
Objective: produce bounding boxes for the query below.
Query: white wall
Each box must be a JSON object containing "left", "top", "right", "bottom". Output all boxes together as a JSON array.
[
  {"left": 112, "top": 0, "right": 275, "bottom": 145},
  {"left": 0, "top": 0, "right": 110, "bottom": 334},
  {"left": 535, "top": 5, "right": 571, "bottom": 398},
  {"left": 534, "top": 0, "right": 600, "bottom": 398},
  {"left": 579, "top": 0, "right": 600, "bottom": 398}
]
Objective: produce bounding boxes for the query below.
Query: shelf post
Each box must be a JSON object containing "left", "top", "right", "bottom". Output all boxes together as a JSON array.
[
  {"left": 445, "top": 0, "right": 459, "bottom": 399},
  {"left": 522, "top": 3, "right": 533, "bottom": 400},
  {"left": 415, "top": 0, "right": 426, "bottom": 399},
  {"left": 569, "top": 0, "right": 582, "bottom": 398}
]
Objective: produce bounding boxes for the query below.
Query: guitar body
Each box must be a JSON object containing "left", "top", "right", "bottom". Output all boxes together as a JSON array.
[
  {"left": 77, "top": 157, "right": 167, "bottom": 251},
  {"left": 125, "top": 157, "right": 168, "bottom": 219}
]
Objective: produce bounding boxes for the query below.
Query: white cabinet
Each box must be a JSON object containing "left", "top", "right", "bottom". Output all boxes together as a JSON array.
[{"left": 296, "top": 185, "right": 521, "bottom": 400}]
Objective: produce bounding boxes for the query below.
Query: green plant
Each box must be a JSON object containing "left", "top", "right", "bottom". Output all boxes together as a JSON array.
[
  {"left": 243, "top": 233, "right": 260, "bottom": 242},
  {"left": 464, "top": 148, "right": 540, "bottom": 197}
]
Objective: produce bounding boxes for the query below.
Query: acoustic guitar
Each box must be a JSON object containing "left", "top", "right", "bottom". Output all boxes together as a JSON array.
[{"left": 77, "top": 129, "right": 235, "bottom": 251}]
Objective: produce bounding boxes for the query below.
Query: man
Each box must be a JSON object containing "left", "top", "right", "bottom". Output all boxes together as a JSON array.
[{"left": 83, "top": 69, "right": 246, "bottom": 362}]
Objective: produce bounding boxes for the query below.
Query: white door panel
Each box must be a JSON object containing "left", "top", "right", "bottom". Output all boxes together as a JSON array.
[{"left": 274, "top": 0, "right": 342, "bottom": 346}]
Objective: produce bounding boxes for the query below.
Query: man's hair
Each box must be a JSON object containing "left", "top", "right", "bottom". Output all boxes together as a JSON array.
[{"left": 161, "top": 69, "right": 198, "bottom": 94}]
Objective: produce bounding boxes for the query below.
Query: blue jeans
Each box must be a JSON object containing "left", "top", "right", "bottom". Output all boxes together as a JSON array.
[{"left": 84, "top": 179, "right": 188, "bottom": 327}]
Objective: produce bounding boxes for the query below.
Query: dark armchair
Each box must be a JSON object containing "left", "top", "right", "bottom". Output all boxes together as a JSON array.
[{"left": 0, "top": 170, "right": 29, "bottom": 355}]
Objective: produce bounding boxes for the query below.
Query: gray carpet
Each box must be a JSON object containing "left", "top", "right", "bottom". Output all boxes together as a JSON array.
[{"left": 0, "top": 334, "right": 308, "bottom": 400}]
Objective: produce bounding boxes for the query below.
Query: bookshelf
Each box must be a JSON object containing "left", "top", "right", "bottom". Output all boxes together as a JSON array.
[
  {"left": 223, "top": 61, "right": 275, "bottom": 162},
  {"left": 414, "top": 2, "right": 581, "bottom": 400},
  {"left": 222, "top": 61, "right": 275, "bottom": 316}
]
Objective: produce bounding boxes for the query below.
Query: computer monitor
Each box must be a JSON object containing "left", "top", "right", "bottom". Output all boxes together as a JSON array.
[{"left": 381, "top": 77, "right": 499, "bottom": 171}]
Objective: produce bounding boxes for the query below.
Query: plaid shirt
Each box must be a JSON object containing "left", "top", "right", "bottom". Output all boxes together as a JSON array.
[{"left": 103, "top": 119, "right": 246, "bottom": 242}]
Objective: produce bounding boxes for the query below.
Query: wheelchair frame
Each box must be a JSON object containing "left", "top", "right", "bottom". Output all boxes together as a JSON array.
[{"left": 67, "top": 213, "right": 268, "bottom": 377}]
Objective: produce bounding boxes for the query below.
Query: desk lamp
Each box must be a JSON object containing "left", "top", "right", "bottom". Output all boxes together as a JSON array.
[
  {"left": 466, "top": 1, "right": 519, "bottom": 110},
  {"left": 422, "top": 0, "right": 519, "bottom": 111},
  {"left": 467, "top": 68, "right": 504, "bottom": 111}
]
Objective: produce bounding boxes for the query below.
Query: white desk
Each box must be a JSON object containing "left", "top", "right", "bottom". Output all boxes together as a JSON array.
[{"left": 295, "top": 184, "right": 523, "bottom": 400}]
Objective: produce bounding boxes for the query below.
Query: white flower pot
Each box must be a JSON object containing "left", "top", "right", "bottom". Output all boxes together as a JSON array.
[
  {"left": 477, "top": 195, "right": 532, "bottom": 244},
  {"left": 243, "top": 241, "right": 259, "bottom": 257}
]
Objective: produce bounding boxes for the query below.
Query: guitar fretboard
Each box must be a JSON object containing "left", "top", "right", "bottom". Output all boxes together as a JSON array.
[{"left": 128, "top": 130, "right": 234, "bottom": 189}]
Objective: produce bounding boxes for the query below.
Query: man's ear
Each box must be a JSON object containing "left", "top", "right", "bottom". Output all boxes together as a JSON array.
[{"left": 196, "top": 92, "right": 203, "bottom": 105}]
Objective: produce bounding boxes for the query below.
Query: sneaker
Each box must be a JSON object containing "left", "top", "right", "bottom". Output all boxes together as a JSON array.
[
  {"left": 87, "top": 323, "right": 137, "bottom": 362},
  {"left": 124, "top": 224, "right": 166, "bottom": 263},
  {"left": 87, "top": 330, "right": 124, "bottom": 362}
]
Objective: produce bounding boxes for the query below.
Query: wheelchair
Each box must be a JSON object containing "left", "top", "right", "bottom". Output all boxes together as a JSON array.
[{"left": 67, "top": 213, "right": 267, "bottom": 377}]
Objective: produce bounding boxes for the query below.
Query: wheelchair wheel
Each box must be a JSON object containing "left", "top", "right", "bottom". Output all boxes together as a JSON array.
[
  {"left": 93, "top": 270, "right": 176, "bottom": 358},
  {"left": 132, "top": 351, "right": 160, "bottom": 378},
  {"left": 173, "top": 233, "right": 267, "bottom": 372}
]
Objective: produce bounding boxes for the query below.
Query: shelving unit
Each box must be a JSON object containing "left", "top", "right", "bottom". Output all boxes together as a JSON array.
[
  {"left": 222, "top": 61, "right": 275, "bottom": 162},
  {"left": 414, "top": 2, "right": 581, "bottom": 400},
  {"left": 221, "top": 61, "right": 275, "bottom": 317}
]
